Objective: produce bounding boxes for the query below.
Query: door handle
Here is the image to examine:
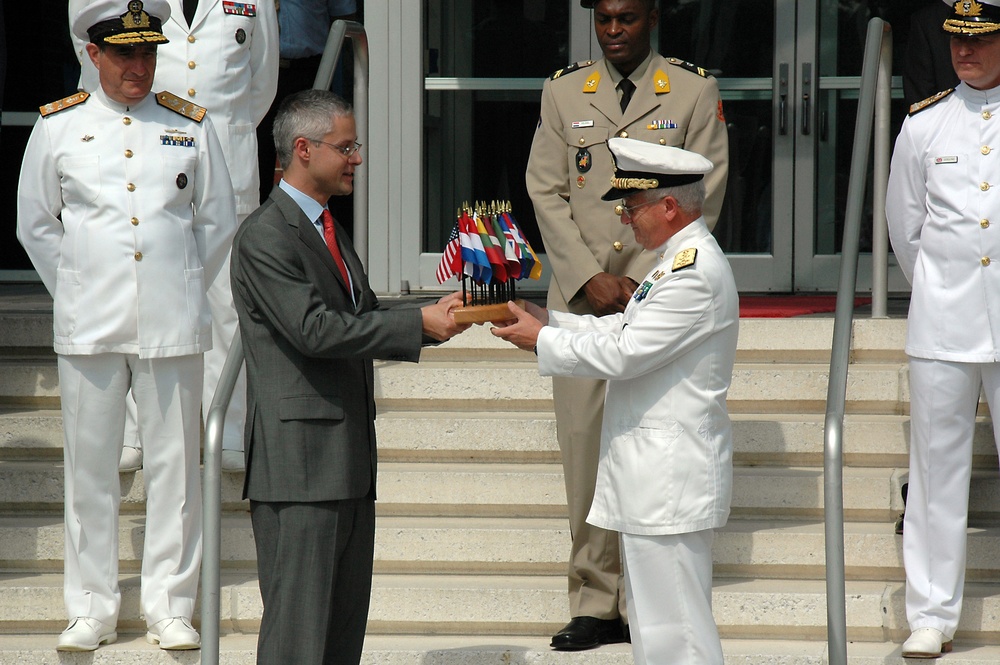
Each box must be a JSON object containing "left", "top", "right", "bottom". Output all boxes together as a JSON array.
[
  {"left": 778, "top": 63, "right": 789, "bottom": 135},
  {"left": 801, "top": 63, "right": 812, "bottom": 136}
]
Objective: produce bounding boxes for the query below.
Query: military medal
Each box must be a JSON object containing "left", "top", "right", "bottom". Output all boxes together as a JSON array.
[
  {"left": 222, "top": 1, "right": 257, "bottom": 16},
  {"left": 161, "top": 133, "right": 196, "bottom": 147},
  {"left": 235, "top": 28, "right": 246, "bottom": 43},
  {"left": 176, "top": 173, "right": 188, "bottom": 189},
  {"left": 647, "top": 120, "right": 677, "bottom": 129},
  {"left": 576, "top": 148, "right": 592, "bottom": 173},
  {"left": 577, "top": 175, "right": 586, "bottom": 188},
  {"left": 633, "top": 281, "right": 653, "bottom": 302}
]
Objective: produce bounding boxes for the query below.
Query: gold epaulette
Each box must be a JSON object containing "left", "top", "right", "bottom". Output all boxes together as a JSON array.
[
  {"left": 672, "top": 248, "right": 698, "bottom": 272},
  {"left": 909, "top": 89, "right": 954, "bottom": 116},
  {"left": 667, "top": 57, "right": 712, "bottom": 78},
  {"left": 39, "top": 92, "right": 90, "bottom": 117},
  {"left": 155, "top": 91, "right": 207, "bottom": 123},
  {"left": 550, "top": 60, "right": 596, "bottom": 80}
]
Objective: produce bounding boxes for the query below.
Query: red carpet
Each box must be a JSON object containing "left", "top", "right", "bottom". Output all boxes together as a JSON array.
[{"left": 739, "top": 295, "right": 872, "bottom": 318}]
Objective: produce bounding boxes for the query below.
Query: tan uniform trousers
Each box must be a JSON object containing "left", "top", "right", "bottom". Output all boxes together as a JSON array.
[{"left": 549, "top": 281, "right": 626, "bottom": 622}]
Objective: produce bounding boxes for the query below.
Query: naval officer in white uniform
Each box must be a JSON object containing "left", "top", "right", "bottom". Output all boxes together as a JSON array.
[
  {"left": 887, "top": 0, "right": 1000, "bottom": 658},
  {"left": 493, "top": 139, "right": 738, "bottom": 664},
  {"left": 17, "top": 0, "right": 237, "bottom": 651}
]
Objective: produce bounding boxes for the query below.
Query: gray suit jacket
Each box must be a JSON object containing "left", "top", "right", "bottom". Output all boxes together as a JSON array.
[{"left": 231, "top": 187, "right": 423, "bottom": 502}]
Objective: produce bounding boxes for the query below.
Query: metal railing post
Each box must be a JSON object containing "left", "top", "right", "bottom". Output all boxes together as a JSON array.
[
  {"left": 871, "top": 26, "right": 893, "bottom": 318},
  {"left": 314, "top": 20, "right": 370, "bottom": 271},
  {"left": 200, "top": 329, "right": 243, "bottom": 665},
  {"left": 824, "top": 18, "right": 889, "bottom": 665}
]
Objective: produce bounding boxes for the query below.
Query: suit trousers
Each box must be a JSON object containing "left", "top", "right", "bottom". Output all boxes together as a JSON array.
[
  {"left": 251, "top": 496, "right": 376, "bottom": 665},
  {"left": 58, "top": 353, "right": 203, "bottom": 627},
  {"left": 621, "top": 530, "right": 722, "bottom": 665},
  {"left": 124, "top": 239, "right": 248, "bottom": 453},
  {"left": 904, "top": 357, "right": 1000, "bottom": 638}
]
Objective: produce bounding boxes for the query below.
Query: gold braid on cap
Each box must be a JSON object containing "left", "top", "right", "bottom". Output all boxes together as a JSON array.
[
  {"left": 611, "top": 177, "right": 659, "bottom": 191},
  {"left": 943, "top": 19, "right": 1000, "bottom": 33}
]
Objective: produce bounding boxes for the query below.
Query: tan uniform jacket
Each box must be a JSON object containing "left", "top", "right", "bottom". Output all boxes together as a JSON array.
[{"left": 526, "top": 54, "right": 729, "bottom": 307}]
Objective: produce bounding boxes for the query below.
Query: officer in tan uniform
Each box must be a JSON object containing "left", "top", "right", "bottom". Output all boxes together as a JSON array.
[{"left": 525, "top": 0, "right": 728, "bottom": 651}]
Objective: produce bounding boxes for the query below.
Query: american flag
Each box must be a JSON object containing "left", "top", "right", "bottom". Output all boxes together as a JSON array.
[{"left": 435, "top": 221, "right": 462, "bottom": 284}]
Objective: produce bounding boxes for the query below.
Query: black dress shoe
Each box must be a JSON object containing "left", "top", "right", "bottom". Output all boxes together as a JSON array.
[{"left": 550, "top": 616, "right": 626, "bottom": 651}]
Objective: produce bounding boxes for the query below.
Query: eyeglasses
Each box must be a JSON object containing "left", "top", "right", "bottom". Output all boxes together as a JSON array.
[
  {"left": 614, "top": 195, "right": 668, "bottom": 220},
  {"left": 310, "top": 139, "right": 363, "bottom": 158}
]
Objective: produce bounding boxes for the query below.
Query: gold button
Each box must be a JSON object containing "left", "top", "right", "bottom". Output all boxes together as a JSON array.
[
  {"left": 984, "top": 145, "right": 993, "bottom": 155},
  {"left": 613, "top": 241, "right": 624, "bottom": 252},
  {"left": 985, "top": 110, "right": 993, "bottom": 120},
  {"left": 188, "top": 61, "right": 196, "bottom": 69},
  {"left": 127, "top": 183, "right": 136, "bottom": 192},
  {"left": 614, "top": 205, "right": 624, "bottom": 216},
  {"left": 134, "top": 252, "right": 143, "bottom": 261},
  {"left": 187, "top": 35, "right": 195, "bottom": 43},
  {"left": 188, "top": 88, "right": 196, "bottom": 97},
  {"left": 619, "top": 131, "right": 628, "bottom": 138},
  {"left": 983, "top": 256, "right": 992, "bottom": 266},
  {"left": 983, "top": 219, "right": 991, "bottom": 228},
  {"left": 659, "top": 138, "right": 666, "bottom": 145},
  {"left": 982, "top": 182, "right": 991, "bottom": 191},
  {"left": 123, "top": 117, "right": 132, "bottom": 125},
  {"left": 131, "top": 217, "right": 139, "bottom": 226},
  {"left": 579, "top": 137, "right": 586, "bottom": 145},
  {"left": 124, "top": 149, "right": 133, "bottom": 158}
]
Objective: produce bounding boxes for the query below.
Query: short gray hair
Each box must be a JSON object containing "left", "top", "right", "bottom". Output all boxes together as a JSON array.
[
  {"left": 638, "top": 180, "right": 706, "bottom": 216},
  {"left": 272, "top": 90, "right": 353, "bottom": 170}
]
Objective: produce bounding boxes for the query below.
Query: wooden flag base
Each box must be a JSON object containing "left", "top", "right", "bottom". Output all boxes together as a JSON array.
[{"left": 453, "top": 299, "right": 525, "bottom": 325}]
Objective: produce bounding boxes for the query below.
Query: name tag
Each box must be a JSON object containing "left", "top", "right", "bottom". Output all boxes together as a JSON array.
[
  {"left": 934, "top": 156, "right": 958, "bottom": 164},
  {"left": 571, "top": 120, "right": 594, "bottom": 129}
]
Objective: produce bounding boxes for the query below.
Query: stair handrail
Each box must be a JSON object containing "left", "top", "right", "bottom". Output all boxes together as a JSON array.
[
  {"left": 200, "top": 19, "right": 369, "bottom": 665},
  {"left": 824, "top": 17, "right": 891, "bottom": 665}
]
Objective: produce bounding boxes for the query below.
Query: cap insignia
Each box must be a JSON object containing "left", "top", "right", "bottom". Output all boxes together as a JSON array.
[
  {"left": 672, "top": 248, "right": 698, "bottom": 272},
  {"left": 122, "top": 1, "right": 152, "bottom": 30},
  {"left": 955, "top": 1, "right": 984, "bottom": 16}
]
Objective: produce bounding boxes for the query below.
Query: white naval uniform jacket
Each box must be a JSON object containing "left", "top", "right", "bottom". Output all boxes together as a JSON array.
[
  {"left": 536, "top": 220, "right": 739, "bottom": 535},
  {"left": 155, "top": 0, "right": 278, "bottom": 215},
  {"left": 888, "top": 81, "right": 1000, "bottom": 362},
  {"left": 17, "top": 87, "right": 238, "bottom": 359}
]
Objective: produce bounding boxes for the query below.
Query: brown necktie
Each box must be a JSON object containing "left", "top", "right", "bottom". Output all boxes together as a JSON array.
[
  {"left": 618, "top": 78, "right": 636, "bottom": 114},
  {"left": 320, "top": 209, "right": 350, "bottom": 286}
]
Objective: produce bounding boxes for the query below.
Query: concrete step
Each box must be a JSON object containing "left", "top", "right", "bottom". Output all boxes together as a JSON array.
[
  {"left": 7, "top": 408, "right": 1000, "bottom": 471},
  {"left": 6, "top": 514, "right": 1000, "bottom": 581},
  {"left": 4, "top": 634, "right": 999, "bottom": 665},
  {"left": 11, "top": 460, "right": 1000, "bottom": 521},
  {"left": 3, "top": 572, "right": 1000, "bottom": 644}
]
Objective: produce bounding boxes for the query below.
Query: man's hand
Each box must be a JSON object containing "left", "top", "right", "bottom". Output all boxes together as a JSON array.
[
  {"left": 490, "top": 301, "right": 546, "bottom": 352},
  {"left": 421, "top": 292, "right": 471, "bottom": 341},
  {"left": 583, "top": 272, "right": 636, "bottom": 315}
]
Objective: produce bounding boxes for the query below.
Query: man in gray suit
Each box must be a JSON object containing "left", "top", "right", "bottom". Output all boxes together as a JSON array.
[{"left": 230, "top": 89, "right": 468, "bottom": 665}]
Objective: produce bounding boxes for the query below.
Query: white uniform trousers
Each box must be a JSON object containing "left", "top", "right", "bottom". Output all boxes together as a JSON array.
[
  {"left": 124, "top": 240, "right": 247, "bottom": 453},
  {"left": 621, "top": 529, "right": 722, "bottom": 665},
  {"left": 59, "top": 353, "right": 204, "bottom": 627},
  {"left": 904, "top": 357, "right": 1000, "bottom": 638}
]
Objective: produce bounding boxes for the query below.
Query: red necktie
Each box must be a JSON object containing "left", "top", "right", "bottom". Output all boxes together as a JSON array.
[{"left": 320, "top": 209, "right": 350, "bottom": 286}]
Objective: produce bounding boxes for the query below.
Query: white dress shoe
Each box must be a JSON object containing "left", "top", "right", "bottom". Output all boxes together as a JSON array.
[
  {"left": 221, "top": 449, "right": 246, "bottom": 471},
  {"left": 56, "top": 617, "right": 116, "bottom": 651},
  {"left": 902, "top": 628, "right": 953, "bottom": 658},
  {"left": 146, "top": 616, "right": 201, "bottom": 650},
  {"left": 118, "top": 445, "right": 142, "bottom": 472}
]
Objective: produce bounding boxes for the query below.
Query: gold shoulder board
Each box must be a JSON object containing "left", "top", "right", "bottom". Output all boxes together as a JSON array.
[
  {"left": 550, "top": 60, "right": 596, "bottom": 80},
  {"left": 908, "top": 89, "right": 954, "bottom": 116},
  {"left": 667, "top": 57, "right": 712, "bottom": 78},
  {"left": 156, "top": 91, "right": 207, "bottom": 123},
  {"left": 39, "top": 92, "right": 90, "bottom": 117},
  {"left": 672, "top": 248, "right": 698, "bottom": 272}
]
